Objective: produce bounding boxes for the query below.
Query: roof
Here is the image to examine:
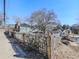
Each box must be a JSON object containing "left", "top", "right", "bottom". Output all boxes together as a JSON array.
[{"left": 32, "top": 29, "right": 43, "bottom": 33}]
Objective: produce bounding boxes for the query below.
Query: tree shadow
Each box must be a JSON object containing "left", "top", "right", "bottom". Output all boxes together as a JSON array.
[
  {"left": 4, "top": 32, "right": 44, "bottom": 59},
  {"left": 4, "top": 32, "right": 30, "bottom": 59}
]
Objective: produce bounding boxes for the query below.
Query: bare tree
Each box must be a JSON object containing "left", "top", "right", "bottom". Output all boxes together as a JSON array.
[
  {"left": 29, "top": 9, "right": 57, "bottom": 32},
  {"left": 0, "top": 13, "right": 8, "bottom": 25},
  {"left": 12, "top": 16, "right": 22, "bottom": 23}
]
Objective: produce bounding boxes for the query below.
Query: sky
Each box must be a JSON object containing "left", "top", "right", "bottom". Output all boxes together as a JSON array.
[{"left": 0, "top": 0, "right": 79, "bottom": 25}]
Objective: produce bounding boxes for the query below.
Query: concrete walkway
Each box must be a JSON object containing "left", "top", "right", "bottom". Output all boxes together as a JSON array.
[{"left": 0, "top": 29, "right": 25, "bottom": 59}]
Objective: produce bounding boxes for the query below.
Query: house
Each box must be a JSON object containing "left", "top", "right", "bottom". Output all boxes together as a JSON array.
[
  {"left": 45, "top": 22, "right": 58, "bottom": 32},
  {"left": 0, "top": 14, "right": 5, "bottom": 26},
  {"left": 0, "top": 20, "right": 4, "bottom": 25},
  {"left": 20, "top": 23, "right": 32, "bottom": 33},
  {"left": 0, "top": 19, "right": 5, "bottom": 28}
]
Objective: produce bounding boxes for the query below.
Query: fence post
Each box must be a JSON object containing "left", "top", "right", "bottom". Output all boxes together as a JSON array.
[
  {"left": 51, "top": 33, "right": 56, "bottom": 59},
  {"left": 47, "top": 32, "right": 51, "bottom": 59},
  {"left": 47, "top": 32, "right": 57, "bottom": 59},
  {"left": 23, "top": 33, "right": 26, "bottom": 46}
]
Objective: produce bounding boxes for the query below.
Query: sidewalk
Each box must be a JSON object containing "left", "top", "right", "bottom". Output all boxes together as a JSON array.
[{"left": 0, "top": 29, "right": 25, "bottom": 59}]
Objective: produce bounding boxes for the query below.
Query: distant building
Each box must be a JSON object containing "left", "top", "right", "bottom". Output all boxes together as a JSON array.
[
  {"left": 8, "top": 24, "right": 15, "bottom": 28},
  {"left": 45, "top": 22, "right": 58, "bottom": 32},
  {"left": 0, "top": 14, "right": 5, "bottom": 28},
  {"left": 0, "top": 19, "right": 4, "bottom": 25},
  {"left": 20, "top": 23, "right": 32, "bottom": 33},
  {"left": 0, "top": 19, "right": 5, "bottom": 28}
]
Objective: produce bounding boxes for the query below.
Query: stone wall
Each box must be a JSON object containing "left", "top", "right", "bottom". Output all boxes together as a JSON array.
[{"left": 14, "top": 32, "right": 48, "bottom": 57}]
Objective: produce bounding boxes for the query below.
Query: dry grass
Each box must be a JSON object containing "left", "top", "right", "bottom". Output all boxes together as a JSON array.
[{"left": 55, "top": 42, "right": 79, "bottom": 59}]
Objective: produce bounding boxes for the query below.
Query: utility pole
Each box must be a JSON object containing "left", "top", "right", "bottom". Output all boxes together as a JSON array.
[{"left": 3, "top": 0, "right": 6, "bottom": 26}]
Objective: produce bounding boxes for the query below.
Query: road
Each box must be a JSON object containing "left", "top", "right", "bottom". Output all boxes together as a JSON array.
[{"left": 0, "top": 29, "right": 25, "bottom": 59}]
